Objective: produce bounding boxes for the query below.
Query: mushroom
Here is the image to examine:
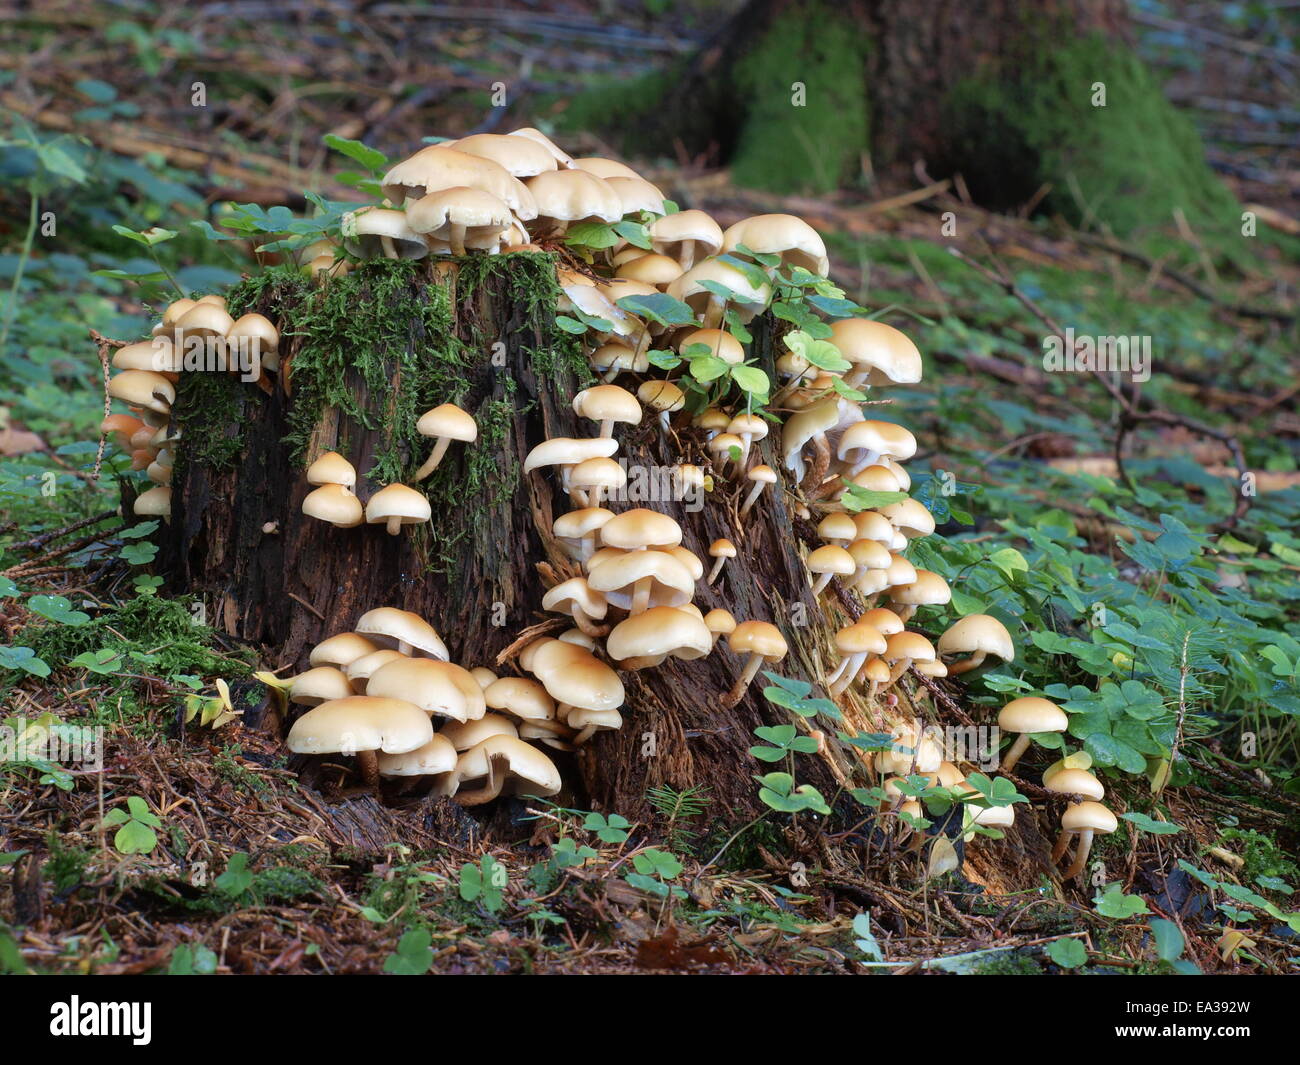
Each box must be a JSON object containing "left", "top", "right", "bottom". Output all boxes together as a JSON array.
[
  {"left": 648, "top": 209, "right": 723, "bottom": 271},
  {"left": 888, "top": 570, "right": 952, "bottom": 622},
  {"left": 525, "top": 168, "right": 622, "bottom": 236},
  {"left": 780, "top": 397, "right": 839, "bottom": 484},
  {"left": 617, "top": 253, "right": 684, "bottom": 286},
  {"left": 573, "top": 384, "right": 641, "bottom": 438},
  {"left": 289, "top": 667, "right": 355, "bottom": 707},
  {"left": 825, "top": 618, "right": 887, "bottom": 697},
  {"left": 443, "top": 735, "right": 561, "bottom": 806},
  {"left": 365, "top": 484, "right": 431, "bottom": 536},
  {"left": 302, "top": 483, "right": 363, "bottom": 528},
  {"left": 382, "top": 146, "right": 536, "bottom": 219},
  {"left": 739, "top": 464, "right": 777, "bottom": 517},
  {"left": 109, "top": 369, "right": 174, "bottom": 415},
  {"left": 525, "top": 641, "right": 625, "bottom": 716},
  {"left": 367, "top": 657, "right": 485, "bottom": 723},
  {"left": 704, "top": 608, "right": 737, "bottom": 648},
  {"left": 727, "top": 412, "right": 769, "bottom": 468},
  {"left": 938, "top": 614, "right": 1015, "bottom": 675},
  {"left": 524, "top": 436, "right": 618, "bottom": 493},
  {"left": 881, "top": 631, "right": 937, "bottom": 686},
  {"left": 307, "top": 452, "right": 357, "bottom": 492},
  {"left": 133, "top": 484, "right": 172, "bottom": 521},
  {"left": 341, "top": 207, "right": 429, "bottom": 260},
  {"left": 1054, "top": 801, "right": 1118, "bottom": 880},
  {"left": 637, "top": 380, "right": 685, "bottom": 430},
  {"left": 344, "top": 649, "right": 407, "bottom": 693},
  {"left": 568, "top": 456, "right": 626, "bottom": 507},
  {"left": 572, "top": 156, "right": 642, "bottom": 180},
  {"left": 286, "top": 695, "right": 432, "bottom": 789},
  {"left": 587, "top": 549, "right": 694, "bottom": 614},
  {"left": 600, "top": 508, "right": 682, "bottom": 551},
  {"left": 508, "top": 127, "right": 574, "bottom": 168},
  {"left": 542, "top": 577, "right": 608, "bottom": 637},
  {"left": 412, "top": 404, "right": 477, "bottom": 480},
  {"left": 376, "top": 733, "right": 458, "bottom": 779},
  {"left": 861, "top": 657, "right": 891, "bottom": 702},
  {"left": 440, "top": 713, "right": 519, "bottom": 751},
  {"left": 667, "top": 258, "right": 771, "bottom": 330},
  {"left": 997, "top": 697, "right": 1069, "bottom": 773},
  {"left": 606, "top": 605, "right": 712, "bottom": 670},
  {"left": 836, "top": 420, "right": 918, "bottom": 476},
  {"left": 227, "top": 313, "right": 280, "bottom": 374},
  {"left": 309, "top": 633, "right": 379, "bottom": 670},
  {"left": 847, "top": 538, "right": 892, "bottom": 591},
  {"left": 354, "top": 607, "right": 449, "bottom": 660},
  {"left": 879, "top": 498, "right": 936, "bottom": 541},
  {"left": 553, "top": 506, "right": 614, "bottom": 563},
  {"left": 723, "top": 621, "right": 788, "bottom": 707},
  {"left": 565, "top": 707, "right": 624, "bottom": 746},
  {"left": 406, "top": 186, "right": 516, "bottom": 255},
  {"left": 445, "top": 133, "right": 559, "bottom": 177},
  {"left": 807, "top": 544, "right": 854, "bottom": 596},
  {"left": 707, "top": 538, "right": 737, "bottom": 585},
  {"left": 590, "top": 342, "right": 648, "bottom": 382},
  {"left": 1044, "top": 767, "right": 1105, "bottom": 803},
  {"left": 817, "top": 512, "right": 858, "bottom": 546},
  {"left": 828, "top": 318, "right": 923, "bottom": 390},
  {"left": 722, "top": 213, "right": 829, "bottom": 277}
]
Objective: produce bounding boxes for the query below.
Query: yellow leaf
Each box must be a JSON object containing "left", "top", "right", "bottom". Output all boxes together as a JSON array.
[{"left": 927, "top": 837, "right": 959, "bottom": 879}]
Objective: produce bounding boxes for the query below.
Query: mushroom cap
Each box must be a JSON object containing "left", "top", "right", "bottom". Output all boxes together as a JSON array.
[
  {"left": 507, "top": 127, "right": 574, "bottom": 167},
  {"left": 1061, "top": 800, "right": 1117, "bottom": 834},
  {"left": 112, "top": 338, "right": 182, "bottom": 374},
  {"left": 709, "top": 538, "right": 737, "bottom": 559},
  {"left": 606, "top": 606, "right": 713, "bottom": 663},
  {"left": 289, "top": 666, "right": 355, "bottom": 707},
  {"left": 302, "top": 484, "right": 363, "bottom": 527},
  {"left": 1045, "top": 768, "right": 1105, "bottom": 801},
  {"left": 440, "top": 713, "right": 519, "bottom": 751},
  {"left": 722, "top": 213, "right": 829, "bottom": 276},
  {"left": 573, "top": 384, "right": 642, "bottom": 426},
  {"left": 780, "top": 397, "right": 839, "bottom": 476},
  {"left": 818, "top": 513, "right": 858, "bottom": 542},
  {"left": 365, "top": 484, "right": 432, "bottom": 531},
  {"left": 997, "top": 696, "right": 1067, "bottom": 735},
  {"left": 847, "top": 538, "right": 892, "bottom": 570},
  {"left": 837, "top": 420, "right": 918, "bottom": 464},
  {"left": 616, "top": 253, "right": 684, "bottom": 286},
  {"left": 678, "top": 327, "right": 744, "bottom": 365},
  {"left": 668, "top": 259, "right": 771, "bottom": 319},
  {"left": 829, "top": 319, "right": 923, "bottom": 386},
  {"left": 807, "top": 544, "right": 855, "bottom": 576},
  {"left": 176, "top": 302, "right": 234, "bottom": 339},
  {"left": 444, "top": 133, "right": 558, "bottom": 177},
  {"left": 572, "top": 156, "right": 642, "bottom": 180},
  {"left": 133, "top": 484, "right": 172, "bottom": 518},
  {"left": 309, "top": 632, "right": 379, "bottom": 669},
  {"left": 340, "top": 207, "right": 429, "bottom": 259},
  {"left": 416, "top": 403, "right": 477, "bottom": 442},
  {"left": 406, "top": 186, "right": 515, "bottom": 240},
  {"left": 286, "top": 695, "right": 432, "bottom": 756},
  {"left": 354, "top": 607, "right": 449, "bottom": 660},
  {"left": 306, "top": 451, "right": 357, "bottom": 488},
  {"left": 637, "top": 380, "right": 686, "bottom": 413},
  {"left": 526, "top": 168, "right": 623, "bottom": 224},
  {"left": 227, "top": 313, "right": 280, "bottom": 354},
  {"left": 971, "top": 803, "right": 1016, "bottom": 829},
  {"left": 109, "top": 369, "right": 175, "bottom": 413},
  {"left": 161, "top": 298, "right": 197, "bottom": 327},
  {"left": 589, "top": 342, "right": 647, "bottom": 376},
  {"left": 587, "top": 549, "right": 695, "bottom": 609},
  {"left": 381, "top": 146, "right": 536, "bottom": 219},
  {"left": 879, "top": 498, "right": 936, "bottom": 539},
  {"left": 553, "top": 507, "right": 615, "bottom": 539},
  {"left": 649, "top": 209, "right": 723, "bottom": 259},
  {"left": 852, "top": 510, "right": 895, "bottom": 544},
  {"left": 939, "top": 614, "right": 1015, "bottom": 663},
  {"left": 883, "top": 631, "right": 936, "bottom": 663},
  {"left": 542, "top": 577, "right": 608, "bottom": 621},
  {"left": 605, "top": 175, "right": 667, "bottom": 216},
  {"left": 863, "top": 657, "right": 891, "bottom": 683},
  {"left": 368, "top": 657, "right": 485, "bottom": 722},
  {"left": 524, "top": 435, "right": 618, "bottom": 475},
  {"left": 377, "top": 733, "right": 458, "bottom": 777},
  {"left": 748, "top": 464, "right": 777, "bottom": 485},
  {"left": 600, "top": 508, "right": 682, "bottom": 550},
  {"left": 852, "top": 464, "right": 906, "bottom": 493},
  {"left": 728, "top": 413, "right": 769, "bottom": 440},
  {"left": 728, "top": 621, "right": 788, "bottom": 659},
  {"left": 528, "top": 643, "right": 625, "bottom": 712},
  {"left": 704, "top": 608, "right": 737, "bottom": 637},
  {"left": 451, "top": 735, "right": 562, "bottom": 798},
  {"left": 343, "top": 649, "right": 407, "bottom": 692},
  {"left": 835, "top": 619, "right": 887, "bottom": 656},
  {"left": 889, "top": 569, "right": 952, "bottom": 607},
  {"left": 569, "top": 457, "right": 627, "bottom": 492},
  {"left": 485, "top": 677, "right": 557, "bottom": 721},
  {"left": 883, "top": 552, "right": 918, "bottom": 587}
]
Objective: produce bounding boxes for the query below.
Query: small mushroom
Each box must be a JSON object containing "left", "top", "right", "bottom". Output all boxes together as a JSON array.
[
  {"left": 306, "top": 452, "right": 357, "bottom": 492},
  {"left": 367, "top": 657, "right": 485, "bottom": 723},
  {"left": 739, "top": 464, "right": 777, "bottom": 517},
  {"left": 704, "top": 608, "right": 736, "bottom": 648},
  {"left": 997, "top": 697, "right": 1068, "bottom": 773},
  {"left": 637, "top": 380, "right": 685, "bottom": 430},
  {"left": 286, "top": 695, "right": 432, "bottom": 789},
  {"left": 1054, "top": 801, "right": 1117, "bottom": 880},
  {"left": 365, "top": 483, "right": 431, "bottom": 536},
  {"left": 825, "top": 618, "right": 887, "bottom": 697},
  {"left": 722, "top": 621, "right": 788, "bottom": 707},
  {"left": 542, "top": 577, "right": 608, "bottom": 637},
  {"left": 707, "top": 538, "right": 737, "bottom": 585},
  {"left": 937, "top": 614, "right": 1014, "bottom": 675},
  {"left": 573, "top": 384, "right": 641, "bottom": 439},
  {"left": 888, "top": 570, "right": 951, "bottom": 623},
  {"left": 443, "top": 735, "right": 562, "bottom": 805},
  {"left": 881, "top": 631, "right": 937, "bottom": 686},
  {"left": 807, "top": 544, "right": 854, "bottom": 596},
  {"left": 354, "top": 607, "right": 449, "bottom": 660},
  {"left": 412, "top": 404, "right": 477, "bottom": 481}
]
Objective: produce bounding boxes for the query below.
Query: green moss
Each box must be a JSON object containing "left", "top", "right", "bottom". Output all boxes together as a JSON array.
[
  {"left": 174, "top": 370, "right": 247, "bottom": 471},
  {"left": 942, "top": 33, "right": 1238, "bottom": 242}
]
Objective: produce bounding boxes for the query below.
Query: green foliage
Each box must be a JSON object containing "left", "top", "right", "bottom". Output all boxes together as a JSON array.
[
  {"left": 383, "top": 928, "right": 434, "bottom": 975},
  {"left": 1046, "top": 937, "right": 1088, "bottom": 969},
  {"left": 459, "top": 854, "right": 507, "bottom": 913},
  {"left": 102, "top": 795, "right": 162, "bottom": 855},
  {"left": 168, "top": 943, "right": 218, "bottom": 975}
]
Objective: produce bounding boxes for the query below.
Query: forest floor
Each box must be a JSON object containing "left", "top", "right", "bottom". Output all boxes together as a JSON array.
[{"left": 0, "top": 1, "right": 1298, "bottom": 974}]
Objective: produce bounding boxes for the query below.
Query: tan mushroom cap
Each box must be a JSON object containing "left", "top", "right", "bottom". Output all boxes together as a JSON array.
[
  {"left": 880, "top": 498, "right": 936, "bottom": 539},
  {"left": 1045, "top": 767, "right": 1105, "bottom": 801},
  {"left": 890, "top": 570, "right": 953, "bottom": 607},
  {"left": 508, "top": 127, "right": 574, "bottom": 167},
  {"left": 589, "top": 342, "right": 647, "bottom": 377},
  {"left": 381, "top": 146, "right": 536, "bottom": 219},
  {"left": 818, "top": 513, "right": 858, "bottom": 543},
  {"left": 722, "top": 213, "right": 829, "bottom": 276},
  {"left": 365, "top": 484, "right": 431, "bottom": 535},
  {"left": 526, "top": 168, "right": 623, "bottom": 227},
  {"left": 998, "top": 697, "right": 1068, "bottom": 735},
  {"left": 569, "top": 457, "right": 626, "bottom": 496},
  {"left": 343, "top": 649, "right": 407, "bottom": 692},
  {"left": 829, "top": 319, "right": 923, "bottom": 386},
  {"left": 748, "top": 464, "right": 777, "bottom": 485},
  {"left": 668, "top": 259, "right": 771, "bottom": 321},
  {"left": 853, "top": 510, "right": 896, "bottom": 545},
  {"left": 605, "top": 175, "right": 666, "bottom": 216},
  {"left": 807, "top": 544, "right": 855, "bottom": 576},
  {"left": 110, "top": 369, "right": 175, "bottom": 413},
  {"left": 302, "top": 483, "right": 363, "bottom": 528},
  {"left": 704, "top": 608, "right": 737, "bottom": 638},
  {"left": 406, "top": 187, "right": 515, "bottom": 249},
  {"left": 440, "top": 713, "right": 519, "bottom": 751},
  {"left": 368, "top": 657, "right": 485, "bottom": 722},
  {"left": 637, "top": 380, "right": 686, "bottom": 415},
  {"left": 848, "top": 538, "right": 892, "bottom": 570},
  {"left": 572, "top": 156, "right": 642, "bottom": 180},
  {"left": 710, "top": 538, "right": 737, "bottom": 560},
  {"left": 485, "top": 676, "right": 557, "bottom": 721},
  {"left": 606, "top": 606, "right": 713, "bottom": 663},
  {"left": 679, "top": 327, "right": 745, "bottom": 365},
  {"left": 728, "top": 621, "right": 788, "bottom": 659},
  {"left": 227, "top": 312, "right": 279, "bottom": 354},
  {"left": 1061, "top": 800, "right": 1117, "bottom": 834},
  {"left": 444, "top": 133, "right": 558, "bottom": 177},
  {"left": 524, "top": 435, "right": 618, "bottom": 475},
  {"left": 535, "top": 647, "right": 625, "bottom": 712},
  {"left": 616, "top": 253, "right": 684, "bottom": 286},
  {"left": 416, "top": 403, "right": 477, "bottom": 443},
  {"left": 448, "top": 734, "right": 562, "bottom": 800},
  {"left": 649, "top": 209, "right": 723, "bottom": 264},
  {"left": 780, "top": 396, "right": 839, "bottom": 479},
  {"left": 852, "top": 464, "right": 906, "bottom": 493},
  {"left": 340, "top": 207, "right": 429, "bottom": 259},
  {"left": 838, "top": 420, "right": 918, "bottom": 466},
  {"left": 306, "top": 451, "right": 356, "bottom": 489},
  {"left": 377, "top": 733, "right": 457, "bottom": 777},
  {"left": 175, "top": 302, "right": 234, "bottom": 339},
  {"left": 542, "top": 577, "right": 608, "bottom": 622},
  {"left": 940, "top": 614, "right": 1015, "bottom": 663},
  {"left": 835, "top": 619, "right": 887, "bottom": 655},
  {"left": 133, "top": 485, "right": 172, "bottom": 518},
  {"left": 553, "top": 507, "right": 615, "bottom": 540},
  {"left": 354, "top": 607, "right": 449, "bottom": 660},
  {"left": 112, "top": 338, "right": 182, "bottom": 375},
  {"left": 573, "top": 384, "right": 642, "bottom": 428},
  {"left": 309, "top": 632, "right": 379, "bottom": 669},
  {"left": 883, "top": 631, "right": 937, "bottom": 664},
  {"left": 587, "top": 549, "right": 695, "bottom": 610},
  {"left": 286, "top": 695, "right": 433, "bottom": 756},
  {"left": 600, "top": 508, "right": 682, "bottom": 550}
]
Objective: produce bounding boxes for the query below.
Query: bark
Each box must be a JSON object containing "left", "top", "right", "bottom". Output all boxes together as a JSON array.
[{"left": 157, "top": 257, "right": 874, "bottom": 830}]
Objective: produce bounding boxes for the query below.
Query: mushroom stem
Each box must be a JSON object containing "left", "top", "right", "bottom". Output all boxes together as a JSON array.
[
  {"left": 396, "top": 640, "right": 413, "bottom": 656},
  {"left": 703, "top": 293, "right": 726, "bottom": 330},
  {"left": 739, "top": 479, "right": 767, "bottom": 517},
  {"left": 572, "top": 724, "right": 597, "bottom": 746},
  {"left": 811, "top": 571, "right": 835, "bottom": 597},
  {"left": 356, "top": 749, "right": 380, "bottom": 790},
  {"left": 572, "top": 609, "right": 605, "bottom": 637},
  {"left": 894, "top": 604, "right": 917, "bottom": 623},
  {"left": 680, "top": 239, "right": 696, "bottom": 271},
  {"left": 886, "top": 657, "right": 913, "bottom": 685},
  {"left": 1051, "top": 826, "right": 1073, "bottom": 865},
  {"left": 947, "top": 650, "right": 988, "bottom": 676},
  {"left": 1062, "top": 829, "right": 1095, "bottom": 879},
  {"left": 385, "top": 516, "right": 402, "bottom": 535},
  {"left": 448, "top": 223, "right": 468, "bottom": 257},
  {"left": 707, "top": 555, "right": 728, "bottom": 585},
  {"left": 412, "top": 436, "right": 453, "bottom": 481},
  {"left": 599, "top": 418, "right": 616, "bottom": 438},
  {"left": 723, "top": 652, "right": 766, "bottom": 708},
  {"left": 380, "top": 234, "right": 399, "bottom": 260},
  {"left": 455, "top": 754, "right": 506, "bottom": 806},
  {"left": 1000, "top": 733, "right": 1033, "bottom": 774},
  {"left": 631, "top": 576, "right": 652, "bottom": 614},
  {"left": 829, "top": 652, "right": 867, "bottom": 697}
]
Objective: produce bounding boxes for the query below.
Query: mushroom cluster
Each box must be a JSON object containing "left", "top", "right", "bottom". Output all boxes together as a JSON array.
[
  {"left": 284, "top": 606, "right": 567, "bottom": 805},
  {"left": 102, "top": 293, "right": 281, "bottom": 522}
]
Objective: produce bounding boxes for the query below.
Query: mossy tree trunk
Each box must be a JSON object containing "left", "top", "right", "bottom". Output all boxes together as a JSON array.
[
  {"left": 626, "top": 0, "right": 1234, "bottom": 236},
  {"left": 158, "top": 256, "right": 880, "bottom": 832}
]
